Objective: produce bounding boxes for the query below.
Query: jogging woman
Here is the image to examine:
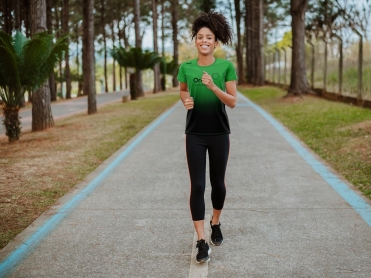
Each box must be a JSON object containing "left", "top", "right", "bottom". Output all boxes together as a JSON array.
[{"left": 177, "top": 11, "right": 237, "bottom": 263}]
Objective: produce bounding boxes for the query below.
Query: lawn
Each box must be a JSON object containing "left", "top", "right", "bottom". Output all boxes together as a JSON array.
[{"left": 239, "top": 86, "right": 371, "bottom": 201}]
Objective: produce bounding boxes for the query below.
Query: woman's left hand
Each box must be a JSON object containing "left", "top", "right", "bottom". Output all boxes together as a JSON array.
[{"left": 202, "top": 71, "right": 216, "bottom": 90}]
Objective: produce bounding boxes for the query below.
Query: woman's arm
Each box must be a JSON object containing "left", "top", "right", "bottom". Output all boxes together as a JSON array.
[
  {"left": 180, "top": 82, "right": 194, "bottom": 110},
  {"left": 201, "top": 72, "right": 237, "bottom": 109}
]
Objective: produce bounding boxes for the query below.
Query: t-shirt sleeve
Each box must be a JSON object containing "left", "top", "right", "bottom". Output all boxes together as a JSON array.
[
  {"left": 177, "top": 63, "right": 186, "bottom": 83},
  {"left": 225, "top": 62, "right": 238, "bottom": 82}
]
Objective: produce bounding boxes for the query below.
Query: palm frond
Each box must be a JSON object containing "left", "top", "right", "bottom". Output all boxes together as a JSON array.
[
  {"left": 0, "top": 31, "right": 21, "bottom": 99},
  {"left": 13, "top": 31, "right": 28, "bottom": 57},
  {"left": 160, "top": 59, "right": 178, "bottom": 75},
  {"left": 38, "top": 34, "right": 68, "bottom": 90},
  {"left": 20, "top": 32, "right": 54, "bottom": 90}
]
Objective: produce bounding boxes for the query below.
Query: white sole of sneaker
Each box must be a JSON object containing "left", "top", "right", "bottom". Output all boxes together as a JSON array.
[
  {"left": 210, "top": 240, "right": 223, "bottom": 246},
  {"left": 196, "top": 248, "right": 211, "bottom": 264}
]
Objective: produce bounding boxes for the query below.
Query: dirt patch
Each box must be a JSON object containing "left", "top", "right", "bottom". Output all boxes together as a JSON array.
[
  {"left": 0, "top": 90, "right": 179, "bottom": 249},
  {"left": 337, "top": 120, "right": 371, "bottom": 133}
]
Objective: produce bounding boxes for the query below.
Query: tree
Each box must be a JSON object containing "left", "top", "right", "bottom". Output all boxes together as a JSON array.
[
  {"left": 30, "top": 0, "right": 54, "bottom": 131},
  {"left": 199, "top": 0, "right": 216, "bottom": 13},
  {"left": 288, "top": 0, "right": 310, "bottom": 95},
  {"left": 111, "top": 47, "right": 161, "bottom": 100},
  {"left": 83, "top": 0, "right": 97, "bottom": 114},
  {"left": 253, "top": 0, "right": 264, "bottom": 85},
  {"left": 171, "top": 0, "right": 179, "bottom": 87},
  {"left": 152, "top": 0, "right": 161, "bottom": 93},
  {"left": 245, "top": 0, "right": 264, "bottom": 85},
  {"left": 133, "top": 0, "right": 144, "bottom": 97},
  {"left": 234, "top": 0, "right": 244, "bottom": 83},
  {"left": 46, "top": 0, "right": 57, "bottom": 102},
  {"left": 62, "top": 0, "right": 72, "bottom": 99},
  {"left": 0, "top": 31, "right": 67, "bottom": 141},
  {"left": 99, "top": 0, "right": 108, "bottom": 93}
]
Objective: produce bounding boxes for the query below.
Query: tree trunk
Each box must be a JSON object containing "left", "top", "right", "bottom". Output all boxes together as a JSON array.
[
  {"left": 111, "top": 23, "right": 116, "bottom": 92},
  {"left": 62, "top": 0, "right": 71, "bottom": 99},
  {"left": 117, "top": 21, "right": 123, "bottom": 91},
  {"left": 161, "top": 0, "right": 166, "bottom": 91},
  {"left": 24, "top": 0, "right": 31, "bottom": 38},
  {"left": 2, "top": 107, "right": 21, "bottom": 142},
  {"left": 245, "top": 0, "right": 253, "bottom": 83},
  {"left": 134, "top": 0, "right": 144, "bottom": 97},
  {"left": 134, "top": 0, "right": 141, "bottom": 47},
  {"left": 171, "top": 0, "right": 179, "bottom": 87},
  {"left": 46, "top": 0, "right": 57, "bottom": 102},
  {"left": 14, "top": 0, "right": 26, "bottom": 107},
  {"left": 30, "top": 0, "right": 54, "bottom": 131},
  {"left": 14, "top": 0, "right": 21, "bottom": 30},
  {"left": 152, "top": 0, "right": 161, "bottom": 93},
  {"left": 100, "top": 0, "right": 108, "bottom": 93},
  {"left": 83, "top": 0, "right": 97, "bottom": 114},
  {"left": 55, "top": 5, "right": 63, "bottom": 97},
  {"left": 288, "top": 0, "right": 310, "bottom": 95},
  {"left": 129, "top": 73, "right": 137, "bottom": 100},
  {"left": 234, "top": 0, "right": 244, "bottom": 84},
  {"left": 2, "top": 0, "right": 13, "bottom": 34},
  {"left": 253, "top": 0, "right": 264, "bottom": 85}
]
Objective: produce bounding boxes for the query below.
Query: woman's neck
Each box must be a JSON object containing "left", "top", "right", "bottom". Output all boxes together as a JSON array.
[{"left": 197, "top": 55, "right": 215, "bottom": 66}]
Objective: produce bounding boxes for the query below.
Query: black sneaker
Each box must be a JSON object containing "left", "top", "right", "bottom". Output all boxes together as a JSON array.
[
  {"left": 210, "top": 221, "right": 223, "bottom": 246},
  {"left": 196, "top": 239, "right": 211, "bottom": 263}
]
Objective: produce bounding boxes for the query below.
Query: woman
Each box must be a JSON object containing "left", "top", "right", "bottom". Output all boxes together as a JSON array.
[{"left": 177, "top": 11, "right": 237, "bottom": 263}]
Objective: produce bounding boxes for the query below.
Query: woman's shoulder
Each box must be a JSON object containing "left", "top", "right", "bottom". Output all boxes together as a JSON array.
[
  {"left": 180, "top": 58, "right": 198, "bottom": 67},
  {"left": 215, "top": 58, "right": 234, "bottom": 66}
]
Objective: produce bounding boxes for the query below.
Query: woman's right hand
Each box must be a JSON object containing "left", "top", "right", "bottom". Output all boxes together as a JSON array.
[{"left": 184, "top": 97, "right": 194, "bottom": 110}]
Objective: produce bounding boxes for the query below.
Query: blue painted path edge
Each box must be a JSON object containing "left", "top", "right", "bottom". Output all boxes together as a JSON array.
[
  {"left": 238, "top": 92, "right": 371, "bottom": 227},
  {"left": 0, "top": 102, "right": 180, "bottom": 277}
]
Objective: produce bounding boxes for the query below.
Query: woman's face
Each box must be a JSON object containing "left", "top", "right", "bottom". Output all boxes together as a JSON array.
[{"left": 195, "top": 27, "right": 218, "bottom": 55}]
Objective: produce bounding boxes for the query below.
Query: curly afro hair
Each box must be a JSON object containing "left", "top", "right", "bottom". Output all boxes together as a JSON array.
[{"left": 191, "top": 11, "right": 233, "bottom": 45}]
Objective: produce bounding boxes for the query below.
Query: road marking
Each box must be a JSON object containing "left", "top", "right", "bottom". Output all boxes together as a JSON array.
[
  {"left": 0, "top": 102, "right": 181, "bottom": 278},
  {"left": 238, "top": 92, "right": 371, "bottom": 227},
  {"left": 189, "top": 214, "right": 211, "bottom": 278}
]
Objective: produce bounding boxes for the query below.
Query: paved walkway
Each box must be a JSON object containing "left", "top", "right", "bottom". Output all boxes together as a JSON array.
[
  {"left": 0, "top": 91, "right": 128, "bottom": 137},
  {"left": 1, "top": 93, "right": 371, "bottom": 277}
]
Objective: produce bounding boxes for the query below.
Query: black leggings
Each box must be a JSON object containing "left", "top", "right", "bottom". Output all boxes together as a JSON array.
[{"left": 186, "top": 134, "right": 229, "bottom": 221}]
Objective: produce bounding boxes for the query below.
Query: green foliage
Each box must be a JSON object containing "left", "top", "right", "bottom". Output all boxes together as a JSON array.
[
  {"left": 110, "top": 47, "right": 161, "bottom": 72},
  {"left": 0, "top": 31, "right": 68, "bottom": 108},
  {"left": 159, "top": 59, "right": 178, "bottom": 76}
]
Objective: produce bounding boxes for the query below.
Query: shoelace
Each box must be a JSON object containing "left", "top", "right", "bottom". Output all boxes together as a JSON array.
[
  {"left": 196, "top": 240, "right": 208, "bottom": 254},
  {"left": 211, "top": 223, "right": 222, "bottom": 238}
]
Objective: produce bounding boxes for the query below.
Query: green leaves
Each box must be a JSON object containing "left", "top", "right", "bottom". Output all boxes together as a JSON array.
[
  {"left": 111, "top": 47, "right": 161, "bottom": 71},
  {"left": 0, "top": 31, "right": 68, "bottom": 108},
  {"left": 159, "top": 59, "right": 178, "bottom": 75},
  {"left": 0, "top": 31, "right": 21, "bottom": 99}
]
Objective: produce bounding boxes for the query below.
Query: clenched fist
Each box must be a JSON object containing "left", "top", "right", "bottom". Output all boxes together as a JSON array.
[
  {"left": 184, "top": 97, "right": 194, "bottom": 110},
  {"left": 202, "top": 71, "right": 215, "bottom": 90}
]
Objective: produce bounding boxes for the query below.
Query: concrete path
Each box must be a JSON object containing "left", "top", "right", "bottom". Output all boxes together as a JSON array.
[
  {"left": 0, "top": 91, "right": 128, "bottom": 137},
  {"left": 1, "top": 93, "right": 371, "bottom": 277}
]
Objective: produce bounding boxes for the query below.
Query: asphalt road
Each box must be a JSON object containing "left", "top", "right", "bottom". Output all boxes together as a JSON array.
[{"left": 0, "top": 91, "right": 128, "bottom": 138}]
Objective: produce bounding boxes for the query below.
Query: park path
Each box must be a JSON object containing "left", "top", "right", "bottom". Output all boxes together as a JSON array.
[
  {"left": 0, "top": 91, "right": 128, "bottom": 137},
  {"left": 0, "top": 92, "right": 371, "bottom": 277}
]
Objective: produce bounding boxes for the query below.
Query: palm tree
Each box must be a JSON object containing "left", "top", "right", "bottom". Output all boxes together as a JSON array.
[
  {"left": 159, "top": 59, "right": 178, "bottom": 91},
  {"left": 111, "top": 47, "right": 161, "bottom": 100},
  {"left": 0, "top": 31, "right": 68, "bottom": 142}
]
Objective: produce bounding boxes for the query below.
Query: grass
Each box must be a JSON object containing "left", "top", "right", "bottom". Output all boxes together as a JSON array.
[
  {"left": 239, "top": 86, "right": 371, "bottom": 200},
  {"left": 0, "top": 90, "right": 179, "bottom": 249}
]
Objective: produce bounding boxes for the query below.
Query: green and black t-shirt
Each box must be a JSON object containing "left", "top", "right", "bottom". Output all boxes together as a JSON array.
[{"left": 177, "top": 58, "right": 237, "bottom": 135}]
